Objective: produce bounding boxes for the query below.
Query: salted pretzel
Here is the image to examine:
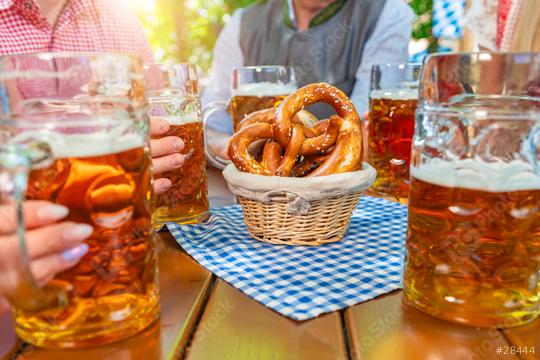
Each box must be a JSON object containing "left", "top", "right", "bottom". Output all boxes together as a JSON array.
[
  {"left": 236, "top": 108, "right": 318, "bottom": 132},
  {"left": 291, "top": 154, "right": 327, "bottom": 177},
  {"left": 227, "top": 83, "right": 363, "bottom": 177},
  {"left": 228, "top": 122, "right": 275, "bottom": 175},
  {"left": 237, "top": 108, "right": 339, "bottom": 156},
  {"left": 234, "top": 109, "right": 318, "bottom": 172},
  {"left": 274, "top": 83, "right": 363, "bottom": 176},
  {"left": 261, "top": 141, "right": 281, "bottom": 174}
]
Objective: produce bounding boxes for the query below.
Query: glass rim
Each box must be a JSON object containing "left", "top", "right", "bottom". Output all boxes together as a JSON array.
[
  {"left": 0, "top": 52, "right": 144, "bottom": 81},
  {"left": 144, "top": 63, "right": 199, "bottom": 94},
  {"left": 371, "top": 62, "right": 422, "bottom": 69}
]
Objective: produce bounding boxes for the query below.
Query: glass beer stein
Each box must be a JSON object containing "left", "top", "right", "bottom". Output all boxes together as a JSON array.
[
  {"left": 145, "top": 63, "right": 209, "bottom": 226},
  {"left": 403, "top": 52, "right": 540, "bottom": 327},
  {"left": 0, "top": 53, "right": 159, "bottom": 348},
  {"left": 368, "top": 63, "right": 421, "bottom": 200},
  {"left": 203, "top": 66, "right": 297, "bottom": 169}
]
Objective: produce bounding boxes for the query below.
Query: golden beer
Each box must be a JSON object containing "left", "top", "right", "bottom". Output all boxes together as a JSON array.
[
  {"left": 229, "top": 94, "right": 288, "bottom": 132},
  {"left": 229, "top": 83, "right": 295, "bottom": 131},
  {"left": 154, "top": 118, "right": 209, "bottom": 224},
  {"left": 16, "top": 133, "right": 159, "bottom": 348},
  {"left": 403, "top": 160, "right": 540, "bottom": 327},
  {"left": 368, "top": 90, "right": 417, "bottom": 199}
]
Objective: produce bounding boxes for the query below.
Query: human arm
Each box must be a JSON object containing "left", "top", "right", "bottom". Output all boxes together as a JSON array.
[
  {"left": 202, "top": 9, "right": 245, "bottom": 164},
  {"left": 202, "top": 9, "right": 245, "bottom": 109}
]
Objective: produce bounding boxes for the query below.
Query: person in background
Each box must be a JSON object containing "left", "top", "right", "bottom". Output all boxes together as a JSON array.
[
  {"left": 203, "top": 0, "right": 415, "bottom": 122},
  {"left": 0, "top": 0, "right": 185, "bottom": 195},
  {"left": 465, "top": 0, "right": 540, "bottom": 51},
  {"left": 0, "top": 0, "right": 182, "bottom": 311}
]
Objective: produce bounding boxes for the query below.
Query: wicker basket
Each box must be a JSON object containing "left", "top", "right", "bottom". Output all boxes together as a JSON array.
[
  {"left": 223, "top": 163, "right": 376, "bottom": 246},
  {"left": 237, "top": 192, "right": 362, "bottom": 246}
]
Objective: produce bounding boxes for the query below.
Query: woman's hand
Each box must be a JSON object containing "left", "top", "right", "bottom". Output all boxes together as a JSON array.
[
  {"left": 149, "top": 118, "right": 186, "bottom": 194},
  {"left": 0, "top": 201, "right": 92, "bottom": 299}
]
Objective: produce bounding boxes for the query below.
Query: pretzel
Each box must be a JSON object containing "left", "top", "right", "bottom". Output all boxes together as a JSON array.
[
  {"left": 236, "top": 108, "right": 318, "bottom": 133},
  {"left": 299, "top": 115, "right": 340, "bottom": 156},
  {"left": 261, "top": 141, "right": 282, "bottom": 174},
  {"left": 227, "top": 83, "right": 363, "bottom": 177},
  {"left": 275, "top": 124, "right": 305, "bottom": 177},
  {"left": 274, "top": 83, "right": 363, "bottom": 176},
  {"left": 227, "top": 122, "right": 275, "bottom": 175},
  {"left": 291, "top": 154, "right": 327, "bottom": 177}
]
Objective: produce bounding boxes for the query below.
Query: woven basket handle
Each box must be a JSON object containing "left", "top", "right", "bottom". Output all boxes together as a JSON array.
[{"left": 263, "top": 191, "right": 311, "bottom": 215}]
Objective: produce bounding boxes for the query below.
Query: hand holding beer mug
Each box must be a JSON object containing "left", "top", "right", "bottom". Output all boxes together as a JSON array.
[
  {"left": 203, "top": 66, "right": 297, "bottom": 168},
  {"left": 149, "top": 117, "right": 187, "bottom": 194},
  {"left": 0, "top": 53, "right": 159, "bottom": 348},
  {"left": 0, "top": 200, "right": 92, "bottom": 296},
  {"left": 145, "top": 64, "right": 209, "bottom": 226},
  {"left": 368, "top": 63, "right": 420, "bottom": 200},
  {"left": 403, "top": 52, "right": 540, "bottom": 327}
]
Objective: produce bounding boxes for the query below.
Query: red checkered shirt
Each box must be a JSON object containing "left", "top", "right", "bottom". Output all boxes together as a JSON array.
[{"left": 0, "top": 0, "right": 153, "bottom": 62}]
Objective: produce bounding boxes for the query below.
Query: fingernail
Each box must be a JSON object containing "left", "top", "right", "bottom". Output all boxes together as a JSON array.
[
  {"left": 62, "top": 243, "right": 89, "bottom": 262},
  {"left": 37, "top": 204, "right": 69, "bottom": 221},
  {"left": 173, "top": 154, "right": 184, "bottom": 166},
  {"left": 173, "top": 139, "right": 184, "bottom": 152},
  {"left": 63, "top": 224, "right": 93, "bottom": 240}
]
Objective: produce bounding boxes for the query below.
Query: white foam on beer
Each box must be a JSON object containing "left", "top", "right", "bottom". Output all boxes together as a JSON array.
[
  {"left": 232, "top": 82, "right": 296, "bottom": 96},
  {"left": 411, "top": 159, "right": 540, "bottom": 192},
  {"left": 11, "top": 127, "right": 143, "bottom": 159},
  {"left": 370, "top": 88, "right": 418, "bottom": 100},
  {"left": 160, "top": 113, "right": 199, "bottom": 126}
]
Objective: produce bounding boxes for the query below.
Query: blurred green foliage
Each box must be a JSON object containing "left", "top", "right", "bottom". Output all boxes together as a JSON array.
[
  {"left": 136, "top": 0, "right": 434, "bottom": 71},
  {"left": 409, "top": 0, "right": 433, "bottom": 40}
]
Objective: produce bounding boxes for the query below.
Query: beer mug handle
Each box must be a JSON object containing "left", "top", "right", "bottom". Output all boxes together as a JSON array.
[
  {"left": 0, "top": 143, "right": 68, "bottom": 312},
  {"left": 202, "top": 101, "right": 231, "bottom": 170}
]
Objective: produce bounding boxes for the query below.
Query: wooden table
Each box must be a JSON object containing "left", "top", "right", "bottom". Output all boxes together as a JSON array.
[{"left": 1, "top": 167, "right": 539, "bottom": 360}]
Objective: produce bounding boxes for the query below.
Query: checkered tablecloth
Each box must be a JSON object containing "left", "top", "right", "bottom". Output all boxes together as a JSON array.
[{"left": 167, "top": 196, "right": 407, "bottom": 321}]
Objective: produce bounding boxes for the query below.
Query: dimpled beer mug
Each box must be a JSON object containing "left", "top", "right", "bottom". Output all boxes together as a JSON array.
[
  {"left": 145, "top": 63, "right": 209, "bottom": 225},
  {"left": 0, "top": 53, "right": 159, "bottom": 347},
  {"left": 204, "top": 65, "right": 297, "bottom": 168},
  {"left": 368, "top": 63, "right": 420, "bottom": 200},
  {"left": 403, "top": 52, "right": 540, "bottom": 327}
]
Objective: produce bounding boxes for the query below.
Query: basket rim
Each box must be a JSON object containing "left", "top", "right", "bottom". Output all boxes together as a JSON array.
[
  {"left": 223, "top": 162, "right": 376, "bottom": 181},
  {"left": 222, "top": 162, "right": 376, "bottom": 196}
]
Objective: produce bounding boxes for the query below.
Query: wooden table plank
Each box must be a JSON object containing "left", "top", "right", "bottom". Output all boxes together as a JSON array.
[
  {"left": 185, "top": 281, "right": 348, "bottom": 360},
  {"left": 1, "top": 233, "right": 213, "bottom": 360},
  {"left": 502, "top": 319, "right": 540, "bottom": 360},
  {"left": 345, "top": 291, "right": 517, "bottom": 360}
]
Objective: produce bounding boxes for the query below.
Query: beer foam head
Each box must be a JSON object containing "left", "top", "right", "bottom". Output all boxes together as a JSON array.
[
  {"left": 160, "top": 113, "right": 199, "bottom": 126},
  {"left": 232, "top": 82, "right": 296, "bottom": 97},
  {"left": 370, "top": 88, "right": 418, "bottom": 100},
  {"left": 11, "top": 126, "right": 143, "bottom": 159},
  {"left": 411, "top": 159, "right": 540, "bottom": 192}
]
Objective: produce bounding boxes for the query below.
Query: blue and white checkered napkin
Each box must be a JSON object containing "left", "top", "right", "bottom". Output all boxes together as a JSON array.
[
  {"left": 433, "top": 0, "right": 466, "bottom": 40},
  {"left": 167, "top": 196, "right": 407, "bottom": 321}
]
